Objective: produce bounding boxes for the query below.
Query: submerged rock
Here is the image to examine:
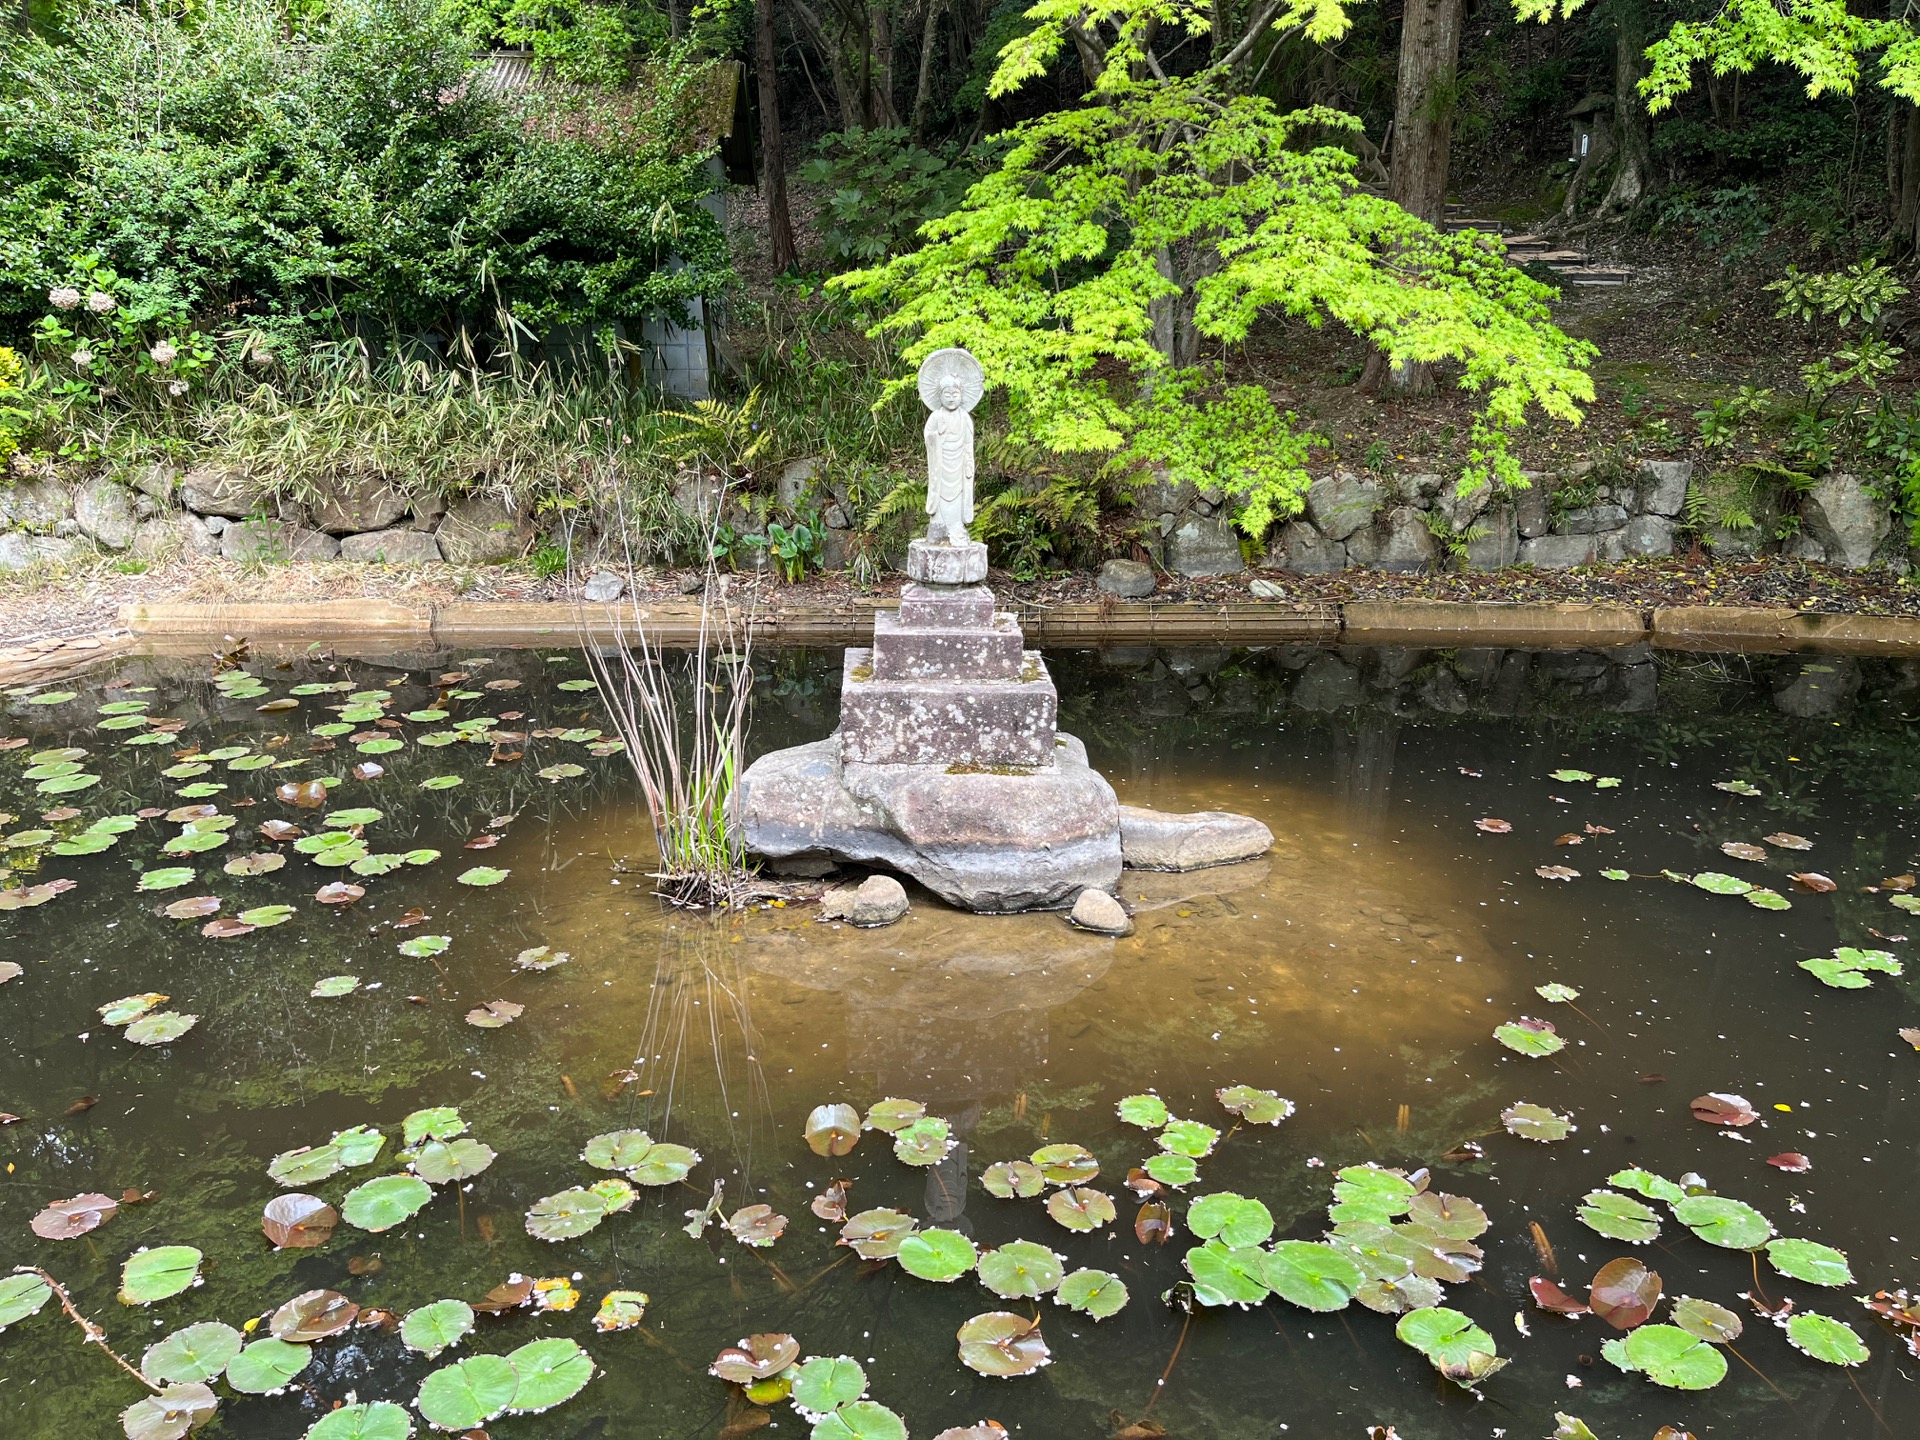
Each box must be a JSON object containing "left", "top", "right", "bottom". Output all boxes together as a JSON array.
[
  {"left": 1119, "top": 804, "right": 1273, "bottom": 871},
  {"left": 1068, "top": 887, "right": 1133, "bottom": 936},
  {"left": 821, "top": 874, "right": 911, "bottom": 927},
  {"left": 740, "top": 733, "right": 1123, "bottom": 912}
]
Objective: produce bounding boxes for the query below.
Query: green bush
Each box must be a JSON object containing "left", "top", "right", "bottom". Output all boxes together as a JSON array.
[
  {"left": 798, "top": 128, "right": 975, "bottom": 268},
  {"left": 0, "top": 0, "right": 730, "bottom": 361}
]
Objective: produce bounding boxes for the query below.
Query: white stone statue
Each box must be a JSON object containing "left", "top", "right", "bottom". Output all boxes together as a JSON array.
[{"left": 918, "top": 348, "right": 983, "bottom": 545}]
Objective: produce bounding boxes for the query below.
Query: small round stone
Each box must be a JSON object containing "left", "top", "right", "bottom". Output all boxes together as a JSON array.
[{"left": 1068, "top": 887, "right": 1132, "bottom": 936}]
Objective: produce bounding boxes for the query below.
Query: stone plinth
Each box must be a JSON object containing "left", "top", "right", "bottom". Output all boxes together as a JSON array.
[
  {"left": 870, "top": 609, "right": 1024, "bottom": 681},
  {"left": 906, "top": 538, "right": 988, "bottom": 585},
  {"left": 739, "top": 733, "right": 1122, "bottom": 911},
  {"left": 840, "top": 647, "right": 1057, "bottom": 766},
  {"left": 899, "top": 583, "right": 994, "bottom": 628}
]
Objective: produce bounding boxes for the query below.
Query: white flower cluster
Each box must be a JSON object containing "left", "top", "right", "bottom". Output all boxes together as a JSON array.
[
  {"left": 71, "top": 349, "right": 94, "bottom": 369},
  {"left": 48, "top": 286, "right": 81, "bottom": 310},
  {"left": 149, "top": 341, "right": 178, "bottom": 366},
  {"left": 86, "top": 290, "right": 116, "bottom": 313}
]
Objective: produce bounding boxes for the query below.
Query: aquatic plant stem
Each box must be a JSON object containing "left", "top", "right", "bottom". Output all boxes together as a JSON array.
[
  {"left": 1725, "top": 1342, "right": 1791, "bottom": 1402},
  {"left": 12, "top": 1266, "right": 159, "bottom": 1394},
  {"left": 1846, "top": 1368, "right": 1895, "bottom": 1435},
  {"left": 1142, "top": 1307, "right": 1194, "bottom": 1415}
]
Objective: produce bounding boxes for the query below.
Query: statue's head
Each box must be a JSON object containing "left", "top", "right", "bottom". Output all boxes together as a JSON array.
[{"left": 938, "top": 378, "right": 963, "bottom": 410}]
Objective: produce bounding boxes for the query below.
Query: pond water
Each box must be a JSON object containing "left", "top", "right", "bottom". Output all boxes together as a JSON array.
[{"left": 2, "top": 641, "right": 1918, "bottom": 1440}]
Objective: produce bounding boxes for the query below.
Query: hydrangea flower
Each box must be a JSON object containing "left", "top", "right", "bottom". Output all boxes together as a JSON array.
[
  {"left": 166, "top": 379, "right": 189, "bottom": 397},
  {"left": 48, "top": 286, "right": 81, "bottom": 310},
  {"left": 71, "top": 348, "right": 94, "bottom": 369},
  {"left": 149, "top": 341, "right": 178, "bottom": 366},
  {"left": 85, "top": 290, "right": 116, "bottom": 313}
]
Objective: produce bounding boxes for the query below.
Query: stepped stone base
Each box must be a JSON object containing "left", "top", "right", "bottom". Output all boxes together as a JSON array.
[
  {"left": 899, "top": 583, "right": 994, "bottom": 628},
  {"left": 739, "top": 733, "right": 1123, "bottom": 911},
  {"left": 840, "top": 647, "right": 1057, "bottom": 766},
  {"left": 906, "top": 538, "right": 988, "bottom": 585},
  {"left": 871, "top": 609, "right": 1024, "bottom": 680}
]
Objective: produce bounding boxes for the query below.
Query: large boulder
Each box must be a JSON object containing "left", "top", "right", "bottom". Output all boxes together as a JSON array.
[
  {"left": 1267, "top": 520, "right": 1345, "bottom": 574},
  {"left": 1518, "top": 534, "right": 1599, "bottom": 569},
  {"left": 72, "top": 477, "right": 140, "bottom": 550},
  {"left": 1306, "top": 471, "right": 1384, "bottom": 540},
  {"left": 1164, "top": 515, "right": 1244, "bottom": 576},
  {"left": 0, "top": 476, "right": 73, "bottom": 532},
  {"left": 220, "top": 520, "right": 340, "bottom": 562},
  {"left": 1602, "top": 514, "right": 1676, "bottom": 559},
  {"left": 1800, "top": 473, "right": 1889, "bottom": 569},
  {"left": 180, "top": 466, "right": 271, "bottom": 518},
  {"left": 339, "top": 529, "right": 443, "bottom": 563},
  {"left": 739, "top": 733, "right": 1122, "bottom": 912},
  {"left": 1096, "top": 558, "right": 1155, "bottom": 597},
  {"left": 131, "top": 513, "right": 220, "bottom": 561},
  {"left": 672, "top": 472, "right": 724, "bottom": 525},
  {"left": 1349, "top": 507, "right": 1437, "bottom": 572},
  {"left": 1638, "top": 459, "right": 1692, "bottom": 516},
  {"left": 435, "top": 494, "right": 532, "bottom": 564},
  {"left": 1118, "top": 805, "right": 1272, "bottom": 871},
  {"left": 0, "top": 533, "right": 79, "bottom": 570},
  {"left": 310, "top": 476, "right": 410, "bottom": 535}
]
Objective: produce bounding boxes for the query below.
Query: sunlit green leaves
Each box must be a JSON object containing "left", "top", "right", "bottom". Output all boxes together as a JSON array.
[
  {"left": 1186, "top": 1193, "right": 1274, "bottom": 1248},
  {"left": 1501, "top": 1102, "right": 1575, "bottom": 1142},
  {"left": 226, "top": 1337, "right": 311, "bottom": 1394},
  {"left": 977, "top": 1239, "right": 1064, "bottom": 1299},
  {"left": 457, "top": 866, "right": 509, "bottom": 886},
  {"left": 1799, "top": 946, "right": 1902, "bottom": 988},
  {"left": 804, "top": 1102, "right": 862, "bottom": 1157},
  {"left": 1601, "top": 1323, "right": 1726, "bottom": 1389},
  {"left": 1493, "top": 1017, "right": 1565, "bottom": 1057},
  {"left": 1577, "top": 1190, "right": 1661, "bottom": 1244},
  {"left": 141, "top": 1322, "right": 242, "bottom": 1384},
  {"left": 790, "top": 1355, "right": 866, "bottom": 1414},
  {"left": 1672, "top": 1195, "right": 1771, "bottom": 1250},
  {"left": 1116, "top": 1093, "right": 1168, "bottom": 1128},
  {"left": 1262, "top": 1241, "right": 1364, "bottom": 1312},
  {"left": 1784, "top": 1312, "right": 1870, "bottom": 1366},
  {"left": 1608, "top": 1168, "right": 1685, "bottom": 1204},
  {"left": 1396, "top": 1307, "right": 1506, "bottom": 1388},
  {"left": 983, "top": 1160, "right": 1044, "bottom": 1199},
  {"left": 1184, "top": 1239, "right": 1269, "bottom": 1308},
  {"left": 897, "top": 1228, "right": 978, "bottom": 1282},
  {"left": 892, "top": 1116, "right": 953, "bottom": 1165},
  {"left": 1156, "top": 1119, "right": 1219, "bottom": 1157},
  {"left": 340, "top": 1174, "right": 433, "bottom": 1233},
  {"left": 1055, "top": 1268, "right": 1128, "bottom": 1319},
  {"left": 305, "top": 1401, "right": 413, "bottom": 1440},
  {"left": 0, "top": 1274, "right": 52, "bottom": 1330},
  {"left": 505, "top": 1337, "right": 594, "bottom": 1413},
  {"left": 416, "top": 1353, "right": 519, "bottom": 1431}
]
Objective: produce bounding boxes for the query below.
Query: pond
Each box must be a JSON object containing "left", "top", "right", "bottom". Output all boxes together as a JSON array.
[{"left": 2, "top": 641, "right": 1917, "bottom": 1440}]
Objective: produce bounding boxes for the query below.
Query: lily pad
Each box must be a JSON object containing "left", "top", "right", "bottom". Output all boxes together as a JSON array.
[
  {"left": 1608, "top": 1168, "right": 1685, "bottom": 1204},
  {"left": 141, "top": 1322, "right": 243, "bottom": 1385},
  {"left": 1262, "top": 1241, "right": 1365, "bottom": 1312},
  {"left": 1494, "top": 1017, "right": 1565, "bottom": 1057},
  {"left": 457, "top": 866, "right": 509, "bottom": 886},
  {"left": 983, "top": 1160, "right": 1044, "bottom": 1198},
  {"left": 0, "top": 1274, "right": 51, "bottom": 1331},
  {"left": 125, "top": 1012, "right": 198, "bottom": 1046},
  {"left": 1502, "top": 1102, "right": 1575, "bottom": 1142},
  {"left": 1184, "top": 1239, "right": 1270, "bottom": 1308},
  {"left": 725, "top": 1204, "right": 787, "bottom": 1248},
  {"left": 1395, "top": 1306, "right": 1506, "bottom": 1388},
  {"left": 838, "top": 1208, "right": 917, "bottom": 1259},
  {"left": 1578, "top": 1190, "right": 1662, "bottom": 1244},
  {"left": 1672, "top": 1296, "right": 1743, "bottom": 1343},
  {"left": 409, "top": 1139, "right": 497, "bottom": 1185},
  {"left": 977, "top": 1239, "right": 1064, "bottom": 1299},
  {"left": 1602, "top": 1323, "right": 1726, "bottom": 1389},
  {"left": 592, "top": 1290, "right": 648, "bottom": 1333},
  {"left": 1142, "top": 1152, "right": 1199, "bottom": 1187},
  {"left": 1030, "top": 1142, "right": 1098, "bottom": 1184},
  {"left": 1055, "top": 1268, "right": 1128, "bottom": 1319},
  {"left": 271, "top": 1289, "right": 359, "bottom": 1341},
  {"left": 1157, "top": 1119, "right": 1220, "bottom": 1157},
  {"left": 1215, "top": 1084, "right": 1294, "bottom": 1124},
  {"left": 1690, "top": 871, "right": 1752, "bottom": 895},
  {"left": 416, "top": 1353, "right": 519, "bottom": 1431},
  {"left": 121, "top": 1383, "right": 218, "bottom": 1440},
  {"left": 1116, "top": 1093, "right": 1169, "bottom": 1127},
  {"left": 892, "top": 1116, "right": 953, "bottom": 1165},
  {"left": 1767, "top": 1238, "right": 1852, "bottom": 1287},
  {"left": 1535, "top": 983, "right": 1580, "bottom": 1003},
  {"left": 237, "top": 904, "right": 295, "bottom": 928},
  {"left": 1045, "top": 1186, "right": 1117, "bottom": 1232},
  {"left": 804, "top": 1102, "right": 862, "bottom": 1156},
  {"left": 1590, "top": 1256, "right": 1662, "bottom": 1330},
  {"left": 31, "top": 1191, "right": 118, "bottom": 1239},
  {"left": 791, "top": 1355, "right": 866, "bottom": 1414},
  {"left": 225, "top": 852, "right": 286, "bottom": 877},
  {"left": 1186, "top": 1192, "right": 1275, "bottom": 1248},
  {"left": 398, "top": 935, "right": 451, "bottom": 958},
  {"left": 100, "top": 993, "right": 169, "bottom": 1025},
  {"left": 341, "top": 1174, "right": 433, "bottom": 1233},
  {"left": 268, "top": 1144, "right": 344, "bottom": 1187},
  {"left": 898, "top": 1227, "right": 978, "bottom": 1282},
  {"left": 1673, "top": 1195, "right": 1771, "bottom": 1250},
  {"left": 120, "top": 1246, "right": 203, "bottom": 1304},
  {"left": 262, "top": 1193, "right": 338, "bottom": 1249},
  {"left": 305, "top": 1401, "right": 414, "bottom": 1440},
  {"left": 526, "top": 1187, "right": 611, "bottom": 1241},
  {"left": 863, "top": 1097, "right": 925, "bottom": 1132},
  {"left": 138, "top": 867, "right": 197, "bottom": 892},
  {"left": 1783, "top": 1312, "right": 1870, "bottom": 1366},
  {"left": 955, "top": 1313, "right": 1050, "bottom": 1379},
  {"left": 505, "top": 1336, "right": 594, "bottom": 1414}
]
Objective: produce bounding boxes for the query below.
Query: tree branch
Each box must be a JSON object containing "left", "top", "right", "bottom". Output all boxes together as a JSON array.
[{"left": 12, "top": 1266, "right": 160, "bottom": 1395}]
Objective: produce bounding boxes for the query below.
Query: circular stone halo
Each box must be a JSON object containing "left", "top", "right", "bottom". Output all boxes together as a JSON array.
[{"left": 917, "top": 348, "right": 984, "bottom": 412}]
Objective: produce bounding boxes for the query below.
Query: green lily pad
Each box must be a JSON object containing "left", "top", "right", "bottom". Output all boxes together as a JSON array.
[
  {"left": 37, "top": 773, "right": 100, "bottom": 794},
  {"left": 1396, "top": 1306, "right": 1507, "bottom": 1388},
  {"left": 1608, "top": 1168, "right": 1685, "bottom": 1204},
  {"left": 526, "top": 1187, "right": 611, "bottom": 1241},
  {"left": 119, "top": 1246, "right": 203, "bottom": 1304},
  {"left": 399, "top": 935, "right": 452, "bottom": 958},
  {"left": 409, "top": 1139, "right": 496, "bottom": 1185},
  {"left": 1116, "top": 1093, "right": 1169, "bottom": 1128},
  {"left": 1142, "top": 1152, "right": 1198, "bottom": 1187},
  {"left": 1784, "top": 1312, "right": 1870, "bottom": 1366},
  {"left": 1262, "top": 1241, "right": 1365, "bottom": 1312},
  {"left": 1030, "top": 1142, "right": 1098, "bottom": 1184},
  {"left": 141, "top": 1322, "right": 243, "bottom": 1384},
  {"left": 790, "top": 1355, "right": 865, "bottom": 1415},
  {"left": 1673, "top": 1195, "right": 1771, "bottom": 1250},
  {"left": 138, "top": 867, "right": 197, "bottom": 892},
  {"left": 897, "top": 1227, "right": 978, "bottom": 1283},
  {"left": 403, "top": 1108, "right": 466, "bottom": 1144},
  {"left": 1745, "top": 887, "right": 1791, "bottom": 910},
  {"left": 505, "top": 1337, "right": 594, "bottom": 1414},
  {"left": 536, "top": 764, "right": 585, "bottom": 781},
  {"left": 401, "top": 1300, "right": 476, "bottom": 1360},
  {"left": 356, "top": 738, "right": 404, "bottom": 755},
  {"left": 1215, "top": 1084, "right": 1295, "bottom": 1124},
  {"left": 1691, "top": 871, "right": 1752, "bottom": 895},
  {"left": 50, "top": 832, "right": 116, "bottom": 856},
  {"left": 1535, "top": 983, "right": 1580, "bottom": 1003},
  {"left": 1600, "top": 868, "right": 1629, "bottom": 880},
  {"left": 1183, "top": 1239, "right": 1269, "bottom": 1308},
  {"left": 892, "top": 1116, "right": 953, "bottom": 1166},
  {"left": 1328, "top": 1164, "right": 1417, "bottom": 1225},
  {"left": 1186, "top": 1192, "right": 1274, "bottom": 1247},
  {"left": 349, "top": 853, "right": 406, "bottom": 876},
  {"left": 1045, "top": 1187, "right": 1117, "bottom": 1232},
  {"left": 1578, "top": 1190, "right": 1661, "bottom": 1243},
  {"left": 323, "top": 807, "right": 384, "bottom": 828},
  {"left": 311, "top": 975, "right": 360, "bottom": 998},
  {"left": 838, "top": 1208, "right": 916, "bottom": 1260},
  {"left": 340, "top": 1174, "right": 433, "bottom": 1232},
  {"left": 334, "top": 1125, "right": 387, "bottom": 1167},
  {"left": 305, "top": 1401, "right": 414, "bottom": 1440},
  {"left": 457, "top": 866, "right": 509, "bottom": 886},
  {"left": 1602, "top": 1323, "right": 1727, "bottom": 1389},
  {"left": 0, "top": 1274, "right": 51, "bottom": 1331},
  {"left": 125, "top": 1012, "right": 198, "bottom": 1046},
  {"left": 1494, "top": 1018, "right": 1565, "bottom": 1057},
  {"left": 237, "top": 904, "right": 295, "bottom": 928},
  {"left": 977, "top": 1239, "right": 1064, "bottom": 1299},
  {"left": 225, "top": 1337, "right": 311, "bottom": 1394},
  {"left": 982, "top": 1160, "right": 1044, "bottom": 1198},
  {"left": 417, "top": 1354, "right": 519, "bottom": 1431},
  {"left": 1767, "top": 1238, "right": 1852, "bottom": 1287},
  {"left": 403, "top": 848, "right": 441, "bottom": 865},
  {"left": 1502, "top": 1102, "right": 1575, "bottom": 1142},
  {"left": 268, "top": 1144, "right": 343, "bottom": 1187},
  {"left": 1157, "top": 1119, "right": 1220, "bottom": 1157},
  {"left": 420, "top": 775, "right": 463, "bottom": 790},
  {"left": 1055, "top": 1268, "right": 1129, "bottom": 1320}
]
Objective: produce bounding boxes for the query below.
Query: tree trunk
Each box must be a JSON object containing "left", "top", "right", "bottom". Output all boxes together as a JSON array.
[
  {"left": 1598, "top": 2, "right": 1651, "bottom": 216},
  {"left": 1362, "top": 0, "right": 1466, "bottom": 396},
  {"left": 1900, "top": 105, "right": 1920, "bottom": 245},
  {"left": 868, "top": 2, "right": 902, "bottom": 126},
  {"left": 909, "top": 0, "right": 950, "bottom": 140},
  {"left": 755, "top": 0, "right": 799, "bottom": 271},
  {"left": 792, "top": 0, "right": 868, "bottom": 129}
]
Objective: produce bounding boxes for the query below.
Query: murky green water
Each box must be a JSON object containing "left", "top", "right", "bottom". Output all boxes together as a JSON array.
[{"left": 2, "top": 642, "right": 1918, "bottom": 1439}]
